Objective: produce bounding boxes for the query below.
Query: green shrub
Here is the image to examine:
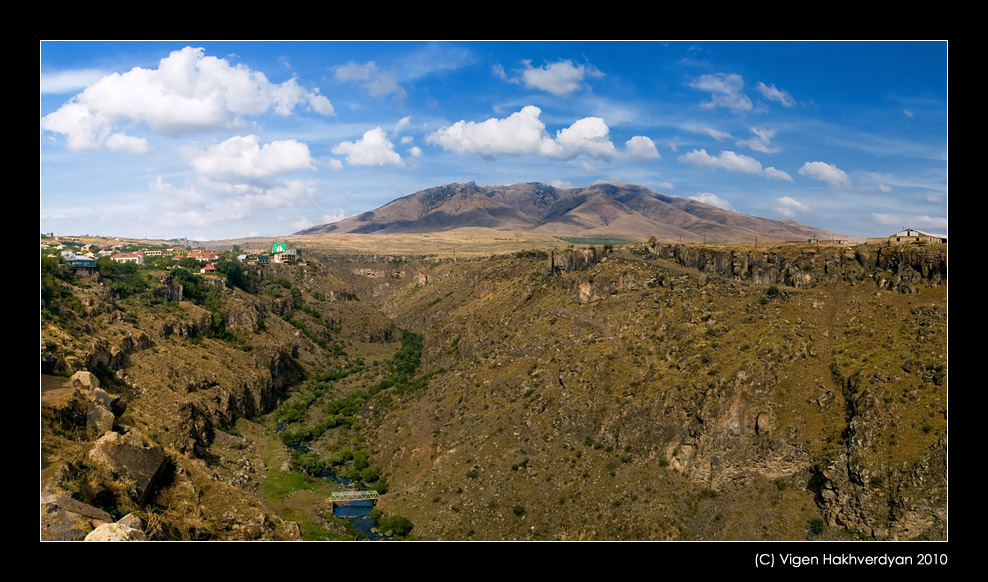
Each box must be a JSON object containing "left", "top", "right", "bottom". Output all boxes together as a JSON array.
[{"left": 810, "top": 517, "right": 826, "bottom": 535}]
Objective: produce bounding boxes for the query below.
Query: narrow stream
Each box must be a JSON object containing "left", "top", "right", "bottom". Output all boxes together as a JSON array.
[
  {"left": 332, "top": 499, "right": 378, "bottom": 540},
  {"left": 276, "top": 422, "right": 381, "bottom": 540}
]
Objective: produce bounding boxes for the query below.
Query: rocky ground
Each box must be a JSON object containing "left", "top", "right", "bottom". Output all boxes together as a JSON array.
[{"left": 41, "top": 241, "right": 947, "bottom": 541}]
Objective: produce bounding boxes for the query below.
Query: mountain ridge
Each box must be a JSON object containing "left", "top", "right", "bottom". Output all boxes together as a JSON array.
[{"left": 296, "top": 182, "right": 854, "bottom": 243}]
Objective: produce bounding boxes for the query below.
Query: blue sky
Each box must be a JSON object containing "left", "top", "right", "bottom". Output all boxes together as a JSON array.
[{"left": 40, "top": 41, "right": 948, "bottom": 240}]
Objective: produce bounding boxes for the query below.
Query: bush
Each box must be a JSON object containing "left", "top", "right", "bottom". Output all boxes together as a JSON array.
[
  {"left": 377, "top": 515, "right": 413, "bottom": 537},
  {"left": 810, "top": 517, "right": 826, "bottom": 535},
  {"left": 513, "top": 504, "right": 525, "bottom": 516},
  {"left": 766, "top": 285, "right": 780, "bottom": 297}
]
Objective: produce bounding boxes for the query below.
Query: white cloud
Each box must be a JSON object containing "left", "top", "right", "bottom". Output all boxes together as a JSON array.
[
  {"left": 579, "top": 160, "right": 598, "bottom": 173},
  {"left": 190, "top": 135, "right": 315, "bottom": 187},
  {"left": 656, "top": 181, "right": 674, "bottom": 191},
  {"left": 689, "top": 192, "right": 735, "bottom": 211},
  {"left": 555, "top": 117, "right": 619, "bottom": 160},
  {"left": 903, "top": 109, "right": 914, "bottom": 118},
  {"left": 290, "top": 209, "right": 345, "bottom": 231},
  {"left": 925, "top": 194, "right": 942, "bottom": 203},
  {"left": 700, "top": 126, "right": 732, "bottom": 141},
  {"left": 335, "top": 61, "right": 406, "bottom": 99},
  {"left": 104, "top": 132, "right": 151, "bottom": 155},
  {"left": 408, "top": 146, "right": 423, "bottom": 157},
  {"left": 41, "top": 69, "right": 108, "bottom": 94},
  {"left": 679, "top": 148, "right": 793, "bottom": 181},
  {"left": 798, "top": 161, "right": 852, "bottom": 188},
  {"left": 328, "top": 158, "right": 344, "bottom": 171},
  {"left": 878, "top": 183, "right": 894, "bottom": 193},
  {"left": 512, "top": 59, "right": 604, "bottom": 97},
  {"left": 775, "top": 196, "right": 809, "bottom": 217},
  {"left": 756, "top": 82, "right": 795, "bottom": 107},
  {"left": 689, "top": 73, "right": 752, "bottom": 113},
  {"left": 332, "top": 127, "right": 404, "bottom": 167},
  {"left": 394, "top": 116, "right": 411, "bottom": 133},
  {"left": 41, "top": 47, "right": 334, "bottom": 152},
  {"left": 735, "top": 127, "right": 779, "bottom": 154},
  {"left": 625, "top": 136, "right": 661, "bottom": 161},
  {"left": 871, "top": 213, "right": 947, "bottom": 230}
]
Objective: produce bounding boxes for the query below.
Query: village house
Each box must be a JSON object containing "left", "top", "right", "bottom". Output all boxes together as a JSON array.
[
  {"left": 111, "top": 251, "right": 144, "bottom": 265},
  {"left": 273, "top": 249, "right": 299, "bottom": 263},
  {"left": 186, "top": 250, "right": 220, "bottom": 262}
]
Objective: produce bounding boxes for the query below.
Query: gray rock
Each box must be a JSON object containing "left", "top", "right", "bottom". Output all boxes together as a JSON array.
[
  {"left": 87, "top": 430, "right": 165, "bottom": 505},
  {"left": 85, "top": 522, "right": 146, "bottom": 541},
  {"left": 69, "top": 370, "right": 101, "bottom": 390},
  {"left": 87, "top": 403, "right": 115, "bottom": 433},
  {"left": 116, "top": 512, "right": 144, "bottom": 532}
]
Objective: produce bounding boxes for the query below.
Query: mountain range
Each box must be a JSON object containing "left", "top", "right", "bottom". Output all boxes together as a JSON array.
[{"left": 296, "top": 182, "right": 853, "bottom": 243}]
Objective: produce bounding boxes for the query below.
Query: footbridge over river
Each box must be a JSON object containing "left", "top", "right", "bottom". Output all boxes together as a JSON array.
[{"left": 328, "top": 490, "right": 380, "bottom": 508}]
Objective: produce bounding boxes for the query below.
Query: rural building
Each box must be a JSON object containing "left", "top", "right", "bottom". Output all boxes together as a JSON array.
[
  {"left": 111, "top": 251, "right": 144, "bottom": 265},
  {"left": 273, "top": 249, "right": 298, "bottom": 263},
  {"left": 187, "top": 250, "right": 220, "bottom": 262},
  {"left": 867, "top": 229, "right": 947, "bottom": 245}
]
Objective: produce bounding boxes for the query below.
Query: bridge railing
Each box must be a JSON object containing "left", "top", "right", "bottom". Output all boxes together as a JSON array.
[{"left": 329, "top": 491, "right": 381, "bottom": 502}]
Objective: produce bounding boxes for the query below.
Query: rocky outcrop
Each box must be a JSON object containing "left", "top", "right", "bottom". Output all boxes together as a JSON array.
[
  {"left": 653, "top": 243, "right": 946, "bottom": 292},
  {"left": 87, "top": 429, "right": 165, "bottom": 505},
  {"left": 40, "top": 491, "right": 114, "bottom": 540}
]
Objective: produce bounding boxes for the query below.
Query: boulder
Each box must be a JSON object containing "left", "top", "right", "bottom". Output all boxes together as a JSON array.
[
  {"left": 85, "top": 522, "right": 146, "bottom": 541},
  {"left": 87, "top": 430, "right": 165, "bottom": 505},
  {"left": 86, "top": 403, "right": 115, "bottom": 434},
  {"left": 69, "top": 371, "right": 100, "bottom": 390}
]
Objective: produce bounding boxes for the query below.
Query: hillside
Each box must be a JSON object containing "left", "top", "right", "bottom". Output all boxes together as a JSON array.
[
  {"left": 296, "top": 182, "right": 853, "bottom": 243},
  {"left": 40, "top": 239, "right": 946, "bottom": 541}
]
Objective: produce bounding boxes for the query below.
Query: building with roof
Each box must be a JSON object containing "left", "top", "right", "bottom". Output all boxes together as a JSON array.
[{"left": 867, "top": 228, "right": 947, "bottom": 245}]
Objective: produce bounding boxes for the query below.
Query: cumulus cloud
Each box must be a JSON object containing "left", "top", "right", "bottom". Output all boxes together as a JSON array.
[
  {"left": 656, "top": 181, "right": 674, "bottom": 191},
  {"left": 625, "top": 136, "right": 660, "bottom": 161},
  {"left": 511, "top": 59, "right": 604, "bottom": 97},
  {"left": 190, "top": 135, "right": 315, "bottom": 187},
  {"left": 555, "top": 117, "right": 619, "bottom": 160},
  {"left": 41, "top": 69, "right": 109, "bottom": 94},
  {"left": 335, "top": 61, "right": 406, "bottom": 99},
  {"left": 104, "top": 132, "right": 151, "bottom": 154},
  {"left": 735, "top": 127, "right": 779, "bottom": 154},
  {"left": 40, "top": 47, "right": 334, "bottom": 152},
  {"left": 775, "top": 196, "right": 809, "bottom": 217},
  {"left": 756, "top": 82, "right": 795, "bottom": 107},
  {"left": 679, "top": 148, "right": 792, "bottom": 181},
  {"left": 689, "top": 192, "right": 735, "bottom": 211},
  {"left": 689, "top": 73, "right": 752, "bottom": 113},
  {"left": 427, "top": 106, "right": 654, "bottom": 163},
  {"left": 799, "top": 161, "right": 852, "bottom": 188},
  {"left": 408, "top": 146, "right": 423, "bottom": 157},
  {"left": 332, "top": 127, "right": 404, "bottom": 167}
]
